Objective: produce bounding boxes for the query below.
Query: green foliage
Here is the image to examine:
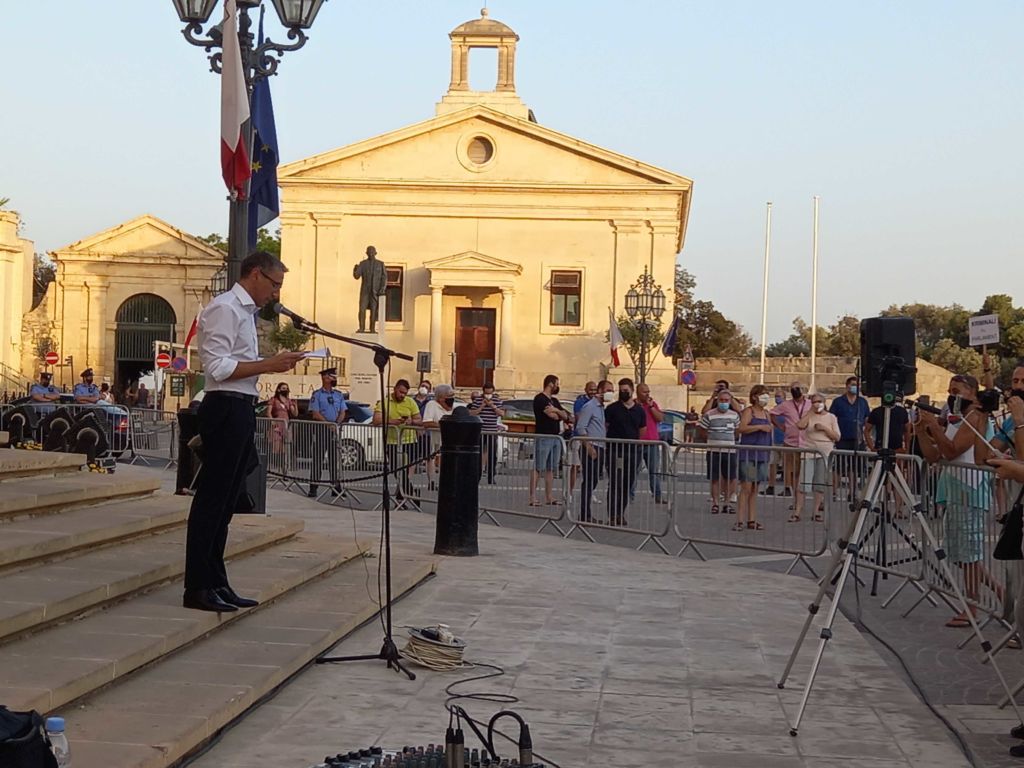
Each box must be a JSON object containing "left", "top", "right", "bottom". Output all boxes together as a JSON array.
[
  {"left": 32, "top": 253, "right": 55, "bottom": 307},
  {"left": 930, "top": 338, "right": 983, "bottom": 377},
  {"left": 615, "top": 315, "right": 664, "bottom": 377},
  {"left": 269, "top": 320, "right": 311, "bottom": 352},
  {"left": 198, "top": 228, "right": 280, "bottom": 258},
  {"left": 766, "top": 315, "right": 861, "bottom": 358},
  {"left": 33, "top": 332, "right": 55, "bottom": 361},
  {"left": 0, "top": 197, "right": 9, "bottom": 209},
  {"left": 199, "top": 232, "right": 228, "bottom": 254},
  {"left": 671, "top": 265, "right": 753, "bottom": 358}
]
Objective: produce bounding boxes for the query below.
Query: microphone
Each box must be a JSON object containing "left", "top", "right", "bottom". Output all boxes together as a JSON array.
[
  {"left": 904, "top": 397, "right": 941, "bottom": 415},
  {"left": 273, "top": 303, "right": 315, "bottom": 328}
]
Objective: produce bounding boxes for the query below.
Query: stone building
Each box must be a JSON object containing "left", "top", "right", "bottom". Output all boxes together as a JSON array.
[
  {"left": 22, "top": 215, "right": 222, "bottom": 392},
  {"left": 0, "top": 211, "right": 34, "bottom": 393},
  {"left": 278, "top": 10, "right": 693, "bottom": 393}
]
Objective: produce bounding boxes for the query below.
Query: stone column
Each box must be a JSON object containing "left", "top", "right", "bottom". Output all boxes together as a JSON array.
[
  {"left": 498, "top": 288, "right": 514, "bottom": 368},
  {"left": 87, "top": 278, "right": 109, "bottom": 374},
  {"left": 429, "top": 285, "right": 443, "bottom": 373}
]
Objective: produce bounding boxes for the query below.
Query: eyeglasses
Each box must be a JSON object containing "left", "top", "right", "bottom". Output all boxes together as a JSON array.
[{"left": 259, "top": 269, "right": 283, "bottom": 290}]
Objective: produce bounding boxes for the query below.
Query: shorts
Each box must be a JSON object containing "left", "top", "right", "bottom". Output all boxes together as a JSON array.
[
  {"left": 534, "top": 436, "right": 563, "bottom": 472},
  {"left": 944, "top": 504, "right": 986, "bottom": 564},
  {"left": 739, "top": 460, "right": 769, "bottom": 484},
  {"left": 567, "top": 441, "right": 582, "bottom": 466},
  {"left": 706, "top": 449, "right": 738, "bottom": 481}
]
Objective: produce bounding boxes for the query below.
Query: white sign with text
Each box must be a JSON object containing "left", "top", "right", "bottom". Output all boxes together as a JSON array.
[{"left": 969, "top": 314, "right": 1000, "bottom": 346}]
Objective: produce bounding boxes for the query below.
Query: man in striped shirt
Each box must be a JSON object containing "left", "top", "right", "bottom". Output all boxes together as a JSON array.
[{"left": 469, "top": 382, "right": 505, "bottom": 483}]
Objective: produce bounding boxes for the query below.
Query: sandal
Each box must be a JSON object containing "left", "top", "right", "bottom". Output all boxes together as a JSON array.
[
  {"left": 787, "top": 514, "right": 801, "bottom": 523},
  {"left": 723, "top": 505, "right": 735, "bottom": 514},
  {"left": 547, "top": 499, "right": 563, "bottom": 506},
  {"left": 747, "top": 520, "right": 764, "bottom": 530},
  {"left": 731, "top": 521, "right": 745, "bottom": 531},
  {"left": 813, "top": 513, "right": 824, "bottom": 522},
  {"left": 711, "top": 504, "right": 720, "bottom": 515},
  {"left": 945, "top": 614, "right": 972, "bottom": 628},
  {"left": 528, "top": 501, "right": 543, "bottom": 507}
]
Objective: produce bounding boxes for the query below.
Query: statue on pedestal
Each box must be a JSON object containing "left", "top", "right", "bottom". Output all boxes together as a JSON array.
[{"left": 352, "top": 245, "right": 388, "bottom": 333}]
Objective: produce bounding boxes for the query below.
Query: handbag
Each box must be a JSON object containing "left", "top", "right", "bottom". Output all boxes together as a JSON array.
[
  {"left": 994, "top": 485, "right": 1024, "bottom": 561},
  {"left": 0, "top": 706, "right": 58, "bottom": 768}
]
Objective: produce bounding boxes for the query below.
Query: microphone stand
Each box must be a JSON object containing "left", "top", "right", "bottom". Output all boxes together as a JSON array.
[{"left": 302, "top": 318, "right": 416, "bottom": 680}]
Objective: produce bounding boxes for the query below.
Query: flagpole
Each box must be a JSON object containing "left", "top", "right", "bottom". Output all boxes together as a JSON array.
[
  {"left": 758, "top": 202, "right": 772, "bottom": 385},
  {"left": 810, "top": 196, "right": 820, "bottom": 393}
]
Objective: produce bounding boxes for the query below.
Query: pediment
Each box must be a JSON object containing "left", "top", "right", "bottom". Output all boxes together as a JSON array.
[
  {"left": 424, "top": 251, "right": 522, "bottom": 275},
  {"left": 279, "top": 105, "right": 692, "bottom": 188},
  {"left": 54, "top": 215, "right": 225, "bottom": 264}
]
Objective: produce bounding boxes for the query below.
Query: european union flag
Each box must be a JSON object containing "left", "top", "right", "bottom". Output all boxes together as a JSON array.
[
  {"left": 661, "top": 314, "right": 680, "bottom": 359},
  {"left": 247, "top": 10, "right": 279, "bottom": 250}
]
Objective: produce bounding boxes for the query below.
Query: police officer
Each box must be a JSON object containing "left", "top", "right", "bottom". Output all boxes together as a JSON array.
[
  {"left": 308, "top": 367, "right": 348, "bottom": 498},
  {"left": 73, "top": 368, "right": 101, "bottom": 405},
  {"left": 29, "top": 371, "right": 61, "bottom": 415}
]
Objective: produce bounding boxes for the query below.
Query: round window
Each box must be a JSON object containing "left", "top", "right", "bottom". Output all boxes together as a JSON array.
[{"left": 467, "top": 136, "right": 494, "bottom": 165}]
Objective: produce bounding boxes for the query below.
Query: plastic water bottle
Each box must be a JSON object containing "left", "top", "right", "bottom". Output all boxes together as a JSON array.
[{"left": 45, "top": 716, "right": 70, "bottom": 767}]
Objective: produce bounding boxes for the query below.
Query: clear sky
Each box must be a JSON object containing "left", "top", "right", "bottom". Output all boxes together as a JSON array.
[{"left": 3, "top": 1, "right": 1021, "bottom": 343}]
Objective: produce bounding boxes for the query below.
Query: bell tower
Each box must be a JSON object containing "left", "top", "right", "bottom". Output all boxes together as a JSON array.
[{"left": 437, "top": 8, "right": 530, "bottom": 119}]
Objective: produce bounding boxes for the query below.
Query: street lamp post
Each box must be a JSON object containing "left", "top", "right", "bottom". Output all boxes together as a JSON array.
[
  {"left": 624, "top": 267, "right": 666, "bottom": 383},
  {"left": 171, "top": 0, "right": 328, "bottom": 285}
]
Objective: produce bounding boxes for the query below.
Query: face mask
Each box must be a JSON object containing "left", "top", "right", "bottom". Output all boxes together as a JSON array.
[
  {"left": 1010, "top": 389, "right": 1024, "bottom": 401},
  {"left": 279, "top": 390, "right": 289, "bottom": 397},
  {"left": 618, "top": 390, "right": 631, "bottom": 402},
  {"left": 791, "top": 387, "right": 802, "bottom": 399},
  {"left": 326, "top": 379, "right": 337, "bottom": 387},
  {"left": 717, "top": 402, "right": 731, "bottom": 412},
  {"left": 848, "top": 385, "right": 858, "bottom": 395},
  {"left": 775, "top": 395, "right": 784, "bottom": 404},
  {"left": 814, "top": 402, "right": 825, "bottom": 413},
  {"left": 85, "top": 378, "right": 94, "bottom": 383},
  {"left": 947, "top": 394, "right": 970, "bottom": 413},
  {"left": 418, "top": 387, "right": 428, "bottom": 396},
  {"left": 758, "top": 394, "right": 771, "bottom": 407},
  {"left": 443, "top": 397, "right": 455, "bottom": 407},
  {"left": 551, "top": 386, "right": 560, "bottom": 396},
  {"left": 602, "top": 391, "right": 615, "bottom": 403}
]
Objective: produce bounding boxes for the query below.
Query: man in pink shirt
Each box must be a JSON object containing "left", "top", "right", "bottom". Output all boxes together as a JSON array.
[
  {"left": 771, "top": 380, "right": 811, "bottom": 497},
  {"left": 635, "top": 383, "right": 667, "bottom": 504}
]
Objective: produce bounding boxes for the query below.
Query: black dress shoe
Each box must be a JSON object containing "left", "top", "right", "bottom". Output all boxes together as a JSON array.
[
  {"left": 217, "top": 586, "right": 259, "bottom": 608},
  {"left": 1011, "top": 723, "right": 1024, "bottom": 739},
  {"left": 183, "top": 589, "right": 237, "bottom": 612},
  {"left": 307, "top": 487, "right": 318, "bottom": 498}
]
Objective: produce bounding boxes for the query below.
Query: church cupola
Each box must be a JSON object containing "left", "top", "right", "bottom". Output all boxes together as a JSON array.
[{"left": 436, "top": 8, "right": 530, "bottom": 120}]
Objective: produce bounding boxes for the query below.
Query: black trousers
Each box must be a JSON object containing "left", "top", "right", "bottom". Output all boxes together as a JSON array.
[
  {"left": 482, "top": 431, "right": 499, "bottom": 483},
  {"left": 310, "top": 429, "right": 339, "bottom": 487},
  {"left": 580, "top": 445, "right": 604, "bottom": 522},
  {"left": 184, "top": 395, "right": 256, "bottom": 592},
  {"left": 607, "top": 443, "right": 639, "bottom": 525}
]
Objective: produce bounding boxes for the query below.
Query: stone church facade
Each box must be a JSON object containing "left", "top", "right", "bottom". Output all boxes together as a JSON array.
[{"left": 278, "top": 10, "right": 692, "bottom": 392}]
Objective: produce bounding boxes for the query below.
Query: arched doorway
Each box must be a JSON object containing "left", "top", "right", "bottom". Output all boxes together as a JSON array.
[{"left": 115, "top": 293, "right": 176, "bottom": 395}]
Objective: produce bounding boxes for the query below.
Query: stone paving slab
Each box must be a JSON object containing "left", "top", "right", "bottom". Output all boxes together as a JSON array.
[
  {"left": 0, "top": 464, "right": 161, "bottom": 518},
  {"left": 179, "top": 487, "right": 974, "bottom": 768},
  {"left": 0, "top": 449, "right": 85, "bottom": 480},
  {"left": 0, "top": 514, "right": 303, "bottom": 641}
]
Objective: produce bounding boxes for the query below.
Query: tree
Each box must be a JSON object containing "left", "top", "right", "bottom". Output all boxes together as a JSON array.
[
  {"left": 198, "top": 232, "right": 228, "bottom": 254},
  {"left": 32, "top": 253, "right": 55, "bottom": 307},
  {"left": 198, "top": 228, "right": 280, "bottom": 257},
  {"left": 671, "top": 265, "right": 752, "bottom": 358},
  {"left": 615, "top": 315, "right": 664, "bottom": 381},
  {"left": 930, "top": 338, "right": 983, "bottom": 376},
  {"left": 879, "top": 303, "right": 970, "bottom": 357},
  {"left": 0, "top": 197, "right": 9, "bottom": 209},
  {"left": 268, "top": 319, "right": 310, "bottom": 352}
]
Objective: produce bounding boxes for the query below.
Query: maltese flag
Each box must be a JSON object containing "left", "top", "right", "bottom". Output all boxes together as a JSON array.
[
  {"left": 609, "top": 307, "right": 624, "bottom": 367},
  {"left": 184, "top": 303, "right": 203, "bottom": 351},
  {"left": 220, "top": 0, "right": 251, "bottom": 197}
]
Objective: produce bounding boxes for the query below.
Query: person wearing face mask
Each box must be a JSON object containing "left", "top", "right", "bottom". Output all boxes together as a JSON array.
[
  {"left": 575, "top": 380, "right": 613, "bottom": 522},
  {"left": 269, "top": 381, "right": 298, "bottom": 474},
  {"left": 73, "top": 368, "right": 101, "bottom": 405},
  {"left": 736, "top": 384, "right": 774, "bottom": 530},
  {"left": 604, "top": 378, "right": 646, "bottom": 525},
  {"left": 470, "top": 382, "right": 505, "bottom": 484},
  {"left": 412, "top": 380, "right": 433, "bottom": 475},
  {"left": 771, "top": 382, "right": 810, "bottom": 501},
  {"left": 699, "top": 389, "right": 740, "bottom": 515},
  {"left": 830, "top": 376, "right": 871, "bottom": 500},
  {"left": 635, "top": 383, "right": 667, "bottom": 504},
  {"left": 421, "top": 384, "right": 456, "bottom": 491},
  {"left": 701, "top": 379, "right": 741, "bottom": 415},
  {"left": 530, "top": 374, "right": 570, "bottom": 506},
  {"left": 797, "top": 393, "right": 840, "bottom": 522},
  {"left": 916, "top": 373, "right": 1001, "bottom": 627},
  {"left": 308, "top": 367, "right": 349, "bottom": 498}
]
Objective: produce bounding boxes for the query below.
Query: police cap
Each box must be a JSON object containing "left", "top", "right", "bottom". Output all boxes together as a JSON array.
[
  {"left": 81, "top": 368, "right": 94, "bottom": 378},
  {"left": 320, "top": 367, "right": 337, "bottom": 377}
]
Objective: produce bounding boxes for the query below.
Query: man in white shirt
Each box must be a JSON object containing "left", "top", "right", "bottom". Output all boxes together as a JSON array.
[{"left": 184, "top": 251, "right": 306, "bottom": 613}]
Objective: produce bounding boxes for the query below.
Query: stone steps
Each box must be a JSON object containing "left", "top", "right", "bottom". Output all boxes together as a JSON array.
[
  {"left": 0, "top": 533, "right": 370, "bottom": 715},
  {"left": 0, "top": 494, "right": 189, "bottom": 572},
  {"left": 0, "top": 514, "right": 303, "bottom": 642},
  {"left": 0, "top": 464, "right": 161, "bottom": 520},
  {"left": 0, "top": 450, "right": 85, "bottom": 481},
  {"left": 63, "top": 548, "right": 435, "bottom": 768}
]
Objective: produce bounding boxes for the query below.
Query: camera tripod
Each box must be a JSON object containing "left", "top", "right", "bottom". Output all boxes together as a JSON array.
[{"left": 777, "top": 404, "right": 1024, "bottom": 736}]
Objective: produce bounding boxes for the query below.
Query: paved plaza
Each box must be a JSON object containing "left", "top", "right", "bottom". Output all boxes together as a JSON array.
[{"left": 178, "top": 478, "right": 997, "bottom": 768}]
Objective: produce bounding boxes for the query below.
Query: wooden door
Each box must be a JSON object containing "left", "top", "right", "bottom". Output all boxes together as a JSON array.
[{"left": 454, "top": 308, "right": 496, "bottom": 388}]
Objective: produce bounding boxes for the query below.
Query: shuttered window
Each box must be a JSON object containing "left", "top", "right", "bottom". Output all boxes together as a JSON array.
[{"left": 550, "top": 270, "right": 582, "bottom": 327}]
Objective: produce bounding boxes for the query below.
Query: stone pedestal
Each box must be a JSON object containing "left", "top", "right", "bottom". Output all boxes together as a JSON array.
[{"left": 346, "top": 319, "right": 385, "bottom": 406}]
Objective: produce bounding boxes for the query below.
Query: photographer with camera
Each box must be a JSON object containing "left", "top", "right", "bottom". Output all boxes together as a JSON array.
[{"left": 915, "top": 373, "right": 1003, "bottom": 628}]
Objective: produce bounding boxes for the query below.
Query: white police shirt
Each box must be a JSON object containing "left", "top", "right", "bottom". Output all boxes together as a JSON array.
[{"left": 199, "top": 283, "right": 261, "bottom": 397}]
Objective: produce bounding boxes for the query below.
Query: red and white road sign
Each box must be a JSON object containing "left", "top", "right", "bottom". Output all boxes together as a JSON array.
[
  {"left": 155, "top": 352, "right": 172, "bottom": 369},
  {"left": 44, "top": 351, "right": 59, "bottom": 366}
]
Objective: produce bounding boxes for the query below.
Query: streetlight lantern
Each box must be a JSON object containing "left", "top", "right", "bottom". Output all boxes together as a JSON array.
[
  {"left": 270, "top": 0, "right": 327, "bottom": 28},
  {"left": 623, "top": 267, "right": 666, "bottom": 383},
  {"left": 171, "top": 0, "right": 220, "bottom": 23}
]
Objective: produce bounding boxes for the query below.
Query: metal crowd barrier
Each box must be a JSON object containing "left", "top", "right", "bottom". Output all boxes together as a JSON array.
[
  {"left": 671, "top": 443, "right": 831, "bottom": 575},
  {"left": 126, "top": 409, "right": 178, "bottom": 468},
  {"left": 566, "top": 437, "right": 674, "bottom": 553}
]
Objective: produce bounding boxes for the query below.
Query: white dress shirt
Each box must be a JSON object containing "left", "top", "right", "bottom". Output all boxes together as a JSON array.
[{"left": 199, "top": 283, "right": 261, "bottom": 396}]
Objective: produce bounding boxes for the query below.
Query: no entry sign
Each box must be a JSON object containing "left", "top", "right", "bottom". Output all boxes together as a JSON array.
[
  {"left": 44, "top": 351, "right": 59, "bottom": 365},
  {"left": 156, "top": 352, "right": 172, "bottom": 369}
]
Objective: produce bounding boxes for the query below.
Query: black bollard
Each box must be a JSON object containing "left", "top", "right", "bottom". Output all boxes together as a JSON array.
[{"left": 434, "top": 405, "right": 481, "bottom": 556}]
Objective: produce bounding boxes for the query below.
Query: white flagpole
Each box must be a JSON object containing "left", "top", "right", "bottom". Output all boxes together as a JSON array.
[
  {"left": 759, "top": 202, "right": 772, "bottom": 385},
  {"left": 810, "top": 196, "right": 820, "bottom": 392}
]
